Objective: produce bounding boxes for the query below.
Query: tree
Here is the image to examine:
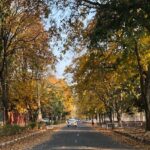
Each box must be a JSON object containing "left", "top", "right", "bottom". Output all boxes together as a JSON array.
[
  {"left": 55, "top": 0, "right": 150, "bottom": 131},
  {"left": 7, "top": 17, "right": 54, "bottom": 121},
  {"left": 40, "top": 76, "right": 74, "bottom": 122},
  {"left": 0, "top": 0, "right": 52, "bottom": 122}
]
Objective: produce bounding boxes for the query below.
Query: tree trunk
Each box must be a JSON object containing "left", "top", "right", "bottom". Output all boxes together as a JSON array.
[
  {"left": 0, "top": 27, "right": 10, "bottom": 123},
  {"left": 108, "top": 108, "right": 113, "bottom": 123},
  {"left": 102, "top": 114, "right": 105, "bottom": 123},
  {"left": 0, "top": 76, "right": 9, "bottom": 123},
  {"left": 28, "top": 109, "right": 34, "bottom": 122},
  {"left": 145, "top": 64, "right": 150, "bottom": 131},
  {"left": 98, "top": 113, "right": 101, "bottom": 124},
  {"left": 115, "top": 101, "right": 122, "bottom": 124},
  {"left": 103, "top": 114, "right": 106, "bottom": 123},
  {"left": 116, "top": 112, "right": 121, "bottom": 123},
  {"left": 116, "top": 111, "right": 122, "bottom": 127},
  {"left": 134, "top": 41, "right": 150, "bottom": 131}
]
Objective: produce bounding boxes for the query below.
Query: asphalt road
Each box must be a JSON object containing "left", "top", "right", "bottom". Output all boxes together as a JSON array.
[{"left": 30, "top": 123, "right": 133, "bottom": 150}]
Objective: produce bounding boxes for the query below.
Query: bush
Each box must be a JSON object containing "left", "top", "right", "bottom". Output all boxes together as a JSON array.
[
  {"left": 45, "top": 122, "right": 51, "bottom": 125},
  {"left": 37, "top": 121, "right": 46, "bottom": 129},
  {"left": 28, "top": 122, "right": 37, "bottom": 129},
  {"left": 53, "top": 120, "right": 58, "bottom": 125},
  {"left": 27, "top": 121, "right": 46, "bottom": 130},
  {"left": 0, "top": 124, "right": 26, "bottom": 136}
]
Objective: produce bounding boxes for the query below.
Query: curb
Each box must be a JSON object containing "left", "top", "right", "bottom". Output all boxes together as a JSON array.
[
  {"left": 0, "top": 127, "right": 54, "bottom": 148},
  {"left": 114, "top": 130, "right": 150, "bottom": 145}
]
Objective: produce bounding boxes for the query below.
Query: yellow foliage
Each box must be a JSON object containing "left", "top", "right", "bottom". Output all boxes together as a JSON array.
[{"left": 47, "top": 75, "right": 74, "bottom": 115}]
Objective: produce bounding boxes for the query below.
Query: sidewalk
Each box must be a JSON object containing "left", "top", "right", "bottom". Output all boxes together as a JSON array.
[
  {"left": 114, "top": 128, "right": 150, "bottom": 145},
  {"left": 95, "top": 123, "right": 150, "bottom": 144},
  {"left": 94, "top": 124, "right": 150, "bottom": 149}
]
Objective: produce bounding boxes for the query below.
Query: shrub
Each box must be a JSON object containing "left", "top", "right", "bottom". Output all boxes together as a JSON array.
[
  {"left": 53, "top": 120, "right": 58, "bottom": 125},
  {"left": 28, "top": 122, "right": 37, "bottom": 129},
  {"left": 37, "top": 121, "right": 46, "bottom": 129},
  {"left": 0, "top": 124, "right": 25, "bottom": 136},
  {"left": 45, "top": 122, "right": 51, "bottom": 125}
]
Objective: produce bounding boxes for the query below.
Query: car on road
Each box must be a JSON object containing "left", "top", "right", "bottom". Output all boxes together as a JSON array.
[{"left": 66, "top": 118, "right": 78, "bottom": 127}]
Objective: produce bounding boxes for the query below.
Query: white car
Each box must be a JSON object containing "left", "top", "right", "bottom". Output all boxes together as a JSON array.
[{"left": 66, "top": 118, "right": 78, "bottom": 127}]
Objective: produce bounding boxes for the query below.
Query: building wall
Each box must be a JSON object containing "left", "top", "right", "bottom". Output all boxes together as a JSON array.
[{"left": 121, "top": 112, "right": 145, "bottom": 122}]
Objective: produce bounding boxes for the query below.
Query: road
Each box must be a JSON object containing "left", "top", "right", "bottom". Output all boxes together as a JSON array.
[{"left": 30, "top": 123, "right": 133, "bottom": 150}]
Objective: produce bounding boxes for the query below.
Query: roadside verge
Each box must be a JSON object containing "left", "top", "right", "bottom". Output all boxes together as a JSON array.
[{"left": 0, "top": 124, "right": 65, "bottom": 148}]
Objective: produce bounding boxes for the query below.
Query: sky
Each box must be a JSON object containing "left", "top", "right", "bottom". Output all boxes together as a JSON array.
[
  {"left": 53, "top": 48, "right": 74, "bottom": 80},
  {"left": 43, "top": 5, "right": 75, "bottom": 83},
  {"left": 44, "top": 4, "right": 95, "bottom": 83}
]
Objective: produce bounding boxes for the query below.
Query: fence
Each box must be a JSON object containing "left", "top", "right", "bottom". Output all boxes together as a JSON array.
[{"left": 100, "top": 121, "right": 145, "bottom": 129}]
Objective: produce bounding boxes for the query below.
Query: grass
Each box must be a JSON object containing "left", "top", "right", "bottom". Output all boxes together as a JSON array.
[{"left": 0, "top": 124, "right": 26, "bottom": 136}]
